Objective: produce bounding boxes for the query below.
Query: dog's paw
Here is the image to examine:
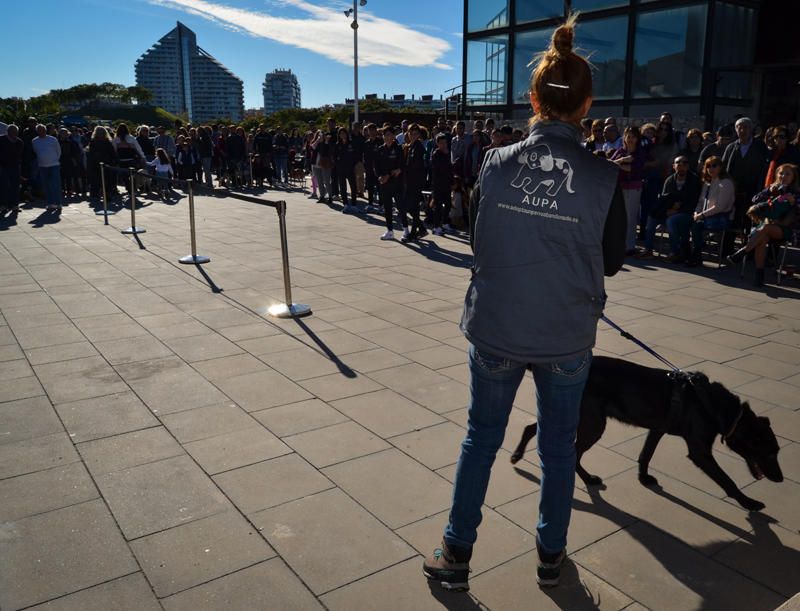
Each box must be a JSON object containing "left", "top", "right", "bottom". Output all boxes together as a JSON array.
[
  {"left": 638, "top": 473, "right": 659, "bottom": 487},
  {"left": 584, "top": 474, "right": 603, "bottom": 486},
  {"left": 740, "top": 497, "right": 766, "bottom": 512}
]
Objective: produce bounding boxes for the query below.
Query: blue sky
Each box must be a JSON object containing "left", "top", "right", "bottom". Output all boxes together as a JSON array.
[{"left": 1, "top": 0, "right": 464, "bottom": 109}]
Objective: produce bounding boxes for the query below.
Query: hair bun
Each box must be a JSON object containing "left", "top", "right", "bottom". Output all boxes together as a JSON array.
[{"left": 551, "top": 24, "right": 574, "bottom": 56}]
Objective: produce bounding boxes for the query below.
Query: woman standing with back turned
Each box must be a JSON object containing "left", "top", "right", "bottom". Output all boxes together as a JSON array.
[{"left": 423, "top": 15, "right": 626, "bottom": 592}]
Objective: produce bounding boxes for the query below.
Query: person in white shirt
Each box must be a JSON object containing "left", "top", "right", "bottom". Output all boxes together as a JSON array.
[{"left": 31, "top": 124, "right": 62, "bottom": 210}]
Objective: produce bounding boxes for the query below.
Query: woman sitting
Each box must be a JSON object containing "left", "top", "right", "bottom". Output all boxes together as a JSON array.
[
  {"left": 727, "top": 163, "right": 799, "bottom": 286},
  {"left": 686, "top": 156, "right": 735, "bottom": 267}
]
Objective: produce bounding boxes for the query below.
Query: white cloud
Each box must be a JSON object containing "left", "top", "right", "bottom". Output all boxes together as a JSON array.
[{"left": 146, "top": 0, "right": 453, "bottom": 69}]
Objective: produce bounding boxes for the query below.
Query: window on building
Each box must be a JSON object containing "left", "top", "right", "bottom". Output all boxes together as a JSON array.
[
  {"left": 468, "top": 0, "right": 508, "bottom": 32},
  {"left": 570, "top": 0, "right": 629, "bottom": 11},
  {"left": 516, "top": 2, "right": 562, "bottom": 24},
  {"left": 711, "top": 3, "right": 756, "bottom": 68},
  {"left": 467, "top": 35, "right": 509, "bottom": 105},
  {"left": 512, "top": 29, "right": 551, "bottom": 103},
  {"left": 714, "top": 70, "right": 753, "bottom": 100},
  {"left": 632, "top": 5, "right": 707, "bottom": 98},
  {"left": 577, "top": 16, "right": 628, "bottom": 100}
]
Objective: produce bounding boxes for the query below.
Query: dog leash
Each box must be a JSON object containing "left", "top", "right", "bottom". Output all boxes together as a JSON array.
[{"left": 600, "top": 315, "right": 683, "bottom": 374}]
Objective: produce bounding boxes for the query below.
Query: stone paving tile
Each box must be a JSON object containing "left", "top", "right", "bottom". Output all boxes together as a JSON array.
[
  {"left": 320, "top": 557, "right": 482, "bottom": 611},
  {"left": 369, "top": 362, "right": 452, "bottom": 393},
  {"left": 131, "top": 510, "right": 275, "bottom": 597},
  {"left": 24, "top": 341, "right": 99, "bottom": 365},
  {"left": 190, "top": 352, "right": 269, "bottom": 383},
  {"left": 184, "top": 426, "right": 292, "bottom": 475},
  {"left": 336, "top": 346, "right": 412, "bottom": 373},
  {"left": 0, "top": 499, "right": 139, "bottom": 610},
  {"left": 235, "top": 332, "right": 304, "bottom": 355},
  {"left": 331, "top": 389, "right": 445, "bottom": 438},
  {"left": 34, "top": 356, "right": 129, "bottom": 404},
  {"left": 401, "top": 378, "right": 471, "bottom": 414},
  {"left": 12, "top": 323, "right": 85, "bottom": 350},
  {"left": 160, "top": 558, "right": 322, "bottom": 610},
  {"left": 26, "top": 573, "right": 161, "bottom": 611},
  {"left": 0, "top": 432, "right": 81, "bottom": 479},
  {"left": 92, "top": 334, "right": 173, "bottom": 365},
  {"left": 78, "top": 321, "right": 148, "bottom": 343},
  {"left": 258, "top": 346, "right": 343, "bottom": 380},
  {"left": 0, "top": 395, "right": 63, "bottom": 445},
  {"left": 213, "top": 368, "right": 311, "bottom": 412},
  {"left": 739, "top": 476, "right": 800, "bottom": 534},
  {"left": 251, "top": 398, "right": 349, "bottom": 437},
  {"left": 55, "top": 391, "right": 159, "bottom": 443},
  {"left": 299, "top": 370, "right": 384, "bottom": 401},
  {"left": 213, "top": 453, "right": 334, "bottom": 514},
  {"left": 163, "top": 332, "right": 244, "bottom": 363},
  {"left": 77, "top": 426, "right": 184, "bottom": 477},
  {"left": 95, "top": 454, "right": 231, "bottom": 540},
  {"left": 0, "top": 342, "right": 24, "bottom": 362},
  {"left": 0, "top": 374, "right": 45, "bottom": 403},
  {"left": 217, "top": 321, "right": 282, "bottom": 342},
  {"left": 469, "top": 551, "right": 633, "bottom": 611},
  {"left": 115, "top": 356, "right": 229, "bottom": 415},
  {"left": 712, "top": 516, "right": 800, "bottom": 598},
  {"left": 391, "top": 421, "right": 466, "bottom": 470},
  {"left": 323, "top": 449, "right": 453, "bottom": 528},
  {"left": 0, "top": 462, "right": 98, "bottom": 522},
  {"left": 283, "top": 420, "right": 389, "bottom": 468},
  {"left": 404, "top": 344, "right": 470, "bottom": 370},
  {"left": 0, "top": 357, "right": 34, "bottom": 380},
  {"left": 572, "top": 521, "right": 786, "bottom": 611},
  {"left": 252, "top": 488, "right": 415, "bottom": 595},
  {"left": 359, "top": 326, "right": 441, "bottom": 353},
  {"left": 765, "top": 406, "right": 800, "bottom": 444},
  {"left": 160, "top": 402, "right": 255, "bottom": 443},
  {"left": 727, "top": 353, "right": 799, "bottom": 381}
]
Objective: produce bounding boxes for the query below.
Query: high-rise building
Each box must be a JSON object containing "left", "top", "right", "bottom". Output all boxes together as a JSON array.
[
  {"left": 263, "top": 69, "right": 301, "bottom": 116},
  {"left": 135, "top": 22, "right": 244, "bottom": 123},
  {"left": 460, "top": 1, "right": 799, "bottom": 128}
]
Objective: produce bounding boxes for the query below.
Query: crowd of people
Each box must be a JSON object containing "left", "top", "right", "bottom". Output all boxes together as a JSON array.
[{"left": 0, "top": 111, "right": 797, "bottom": 284}]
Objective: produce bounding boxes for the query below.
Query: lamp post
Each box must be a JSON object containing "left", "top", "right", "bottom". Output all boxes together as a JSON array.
[{"left": 344, "top": 0, "right": 367, "bottom": 125}]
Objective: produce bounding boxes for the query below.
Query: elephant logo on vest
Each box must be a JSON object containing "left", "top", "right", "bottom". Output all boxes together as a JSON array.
[{"left": 511, "top": 144, "right": 575, "bottom": 197}]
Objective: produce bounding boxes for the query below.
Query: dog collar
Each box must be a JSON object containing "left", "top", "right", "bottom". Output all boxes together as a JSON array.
[{"left": 722, "top": 407, "right": 744, "bottom": 442}]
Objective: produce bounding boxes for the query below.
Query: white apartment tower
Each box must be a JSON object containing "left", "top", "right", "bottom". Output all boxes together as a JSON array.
[
  {"left": 263, "top": 69, "right": 301, "bottom": 116},
  {"left": 135, "top": 22, "right": 244, "bottom": 123}
]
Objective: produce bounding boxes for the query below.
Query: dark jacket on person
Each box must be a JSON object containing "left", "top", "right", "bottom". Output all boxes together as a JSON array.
[
  {"left": 373, "top": 142, "right": 403, "bottom": 185},
  {"left": 197, "top": 133, "right": 214, "bottom": 158},
  {"left": 363, "top": 137, "right": 380, "bottom": 169},
  {"left": 0, "top": 135, "right": 24, "bottom": 169},
  {"left": 722, "top": 138, "right": 769, "bottom": 198},
  {"left": 404, "top": 140, "right": 426, "bottom": 187},
  {"left": 698, "top": 142, "right": 726, "bottom": 174},
  {"left": 176, "top": 146, "right": 198, "bottom": 167},
  {"left": 226, "top": 134, "right": 245, "bottom": 161},
  {"left": 253, "top": 132, "right": 272, "bottom": 156},
  {"left": 653, "top": 171, "right": 702, "bottom": 220},
  {"left": 137, "top": 135, "right": 155, "bottom": 160},
  {"left": 431, "top": 148, "right": 453, "bottom": 192},
  {"left": 350, "top": 133, "right": 365, "bottom": 164},
  {"left": 462, "top": 120, "right": 625, "bottom": 364},
  {"left": 334, "top": 140, "right": 357, "bottom": 173},
  {"left": 87, "top": 139, "right": 116, "bottom": 168}
]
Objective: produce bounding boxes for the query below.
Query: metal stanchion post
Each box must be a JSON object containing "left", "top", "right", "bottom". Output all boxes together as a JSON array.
[
  {"left": 121, "top": 167, "right": 145, "bottom": 234},
  {"left": 98, "top": 162, "right": 109, "bottom": 224},
  {"left": 179, "top": 180, "right": 210, "bottom": 265},
  {"left": 267, "top": 200, "right": 311, "bottom": 318}
]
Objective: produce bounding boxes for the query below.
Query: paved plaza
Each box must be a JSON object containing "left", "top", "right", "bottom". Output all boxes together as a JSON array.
[{"left": 0, "top": 187, "right": 798, "bottom": 610}]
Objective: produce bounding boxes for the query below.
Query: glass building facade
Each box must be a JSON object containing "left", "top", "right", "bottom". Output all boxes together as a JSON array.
[{"left": 461, "top": 0, "right": 764, "bottom": 128}]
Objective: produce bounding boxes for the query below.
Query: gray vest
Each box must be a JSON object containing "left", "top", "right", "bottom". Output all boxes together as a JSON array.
[{"left": 461, "top": 120, "right": 619, "bottom": 363}]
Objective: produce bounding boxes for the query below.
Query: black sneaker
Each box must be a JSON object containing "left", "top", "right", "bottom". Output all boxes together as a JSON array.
[
  {"left": 536, "top": 548, "right": 566, "bottom": 588},
  {"left": 423, "top": 540, "right": 471, "bottom": 591}
]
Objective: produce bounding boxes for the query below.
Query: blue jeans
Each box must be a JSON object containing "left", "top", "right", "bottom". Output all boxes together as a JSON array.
[
  {"left": 691, "top": 214, "right": 729, "bottom": 255},
  {"left": 39, "top": 165, "right": 62, "bottom": 207},
  {"left": 274, "top": 154, "right": 288, "bottom": 183},
  {"left": 444, "top": 344, "right": 592, "bottom": 556}
]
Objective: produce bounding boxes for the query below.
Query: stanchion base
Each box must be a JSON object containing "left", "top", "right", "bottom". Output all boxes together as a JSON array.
[
  {"left": 267, "top": 303, "right": 312, "bottom": 319},
  {"left": 179, "top": 255, "right": 211, "bottom": 265},
  {"left": 95, "top": 209, "right": 118, "bottom": 216},
  {"left": 121, "top": 227, "right": 146, "bottom": 234}
]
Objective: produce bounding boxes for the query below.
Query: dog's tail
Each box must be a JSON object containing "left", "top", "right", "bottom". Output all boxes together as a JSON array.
[{"left": 510, "top": 422, "right": 538, "bottom": 464}]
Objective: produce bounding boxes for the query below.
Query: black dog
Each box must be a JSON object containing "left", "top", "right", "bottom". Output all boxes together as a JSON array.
[{"left": 511, "top": 356, "right": 783, "bottom": 511}]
